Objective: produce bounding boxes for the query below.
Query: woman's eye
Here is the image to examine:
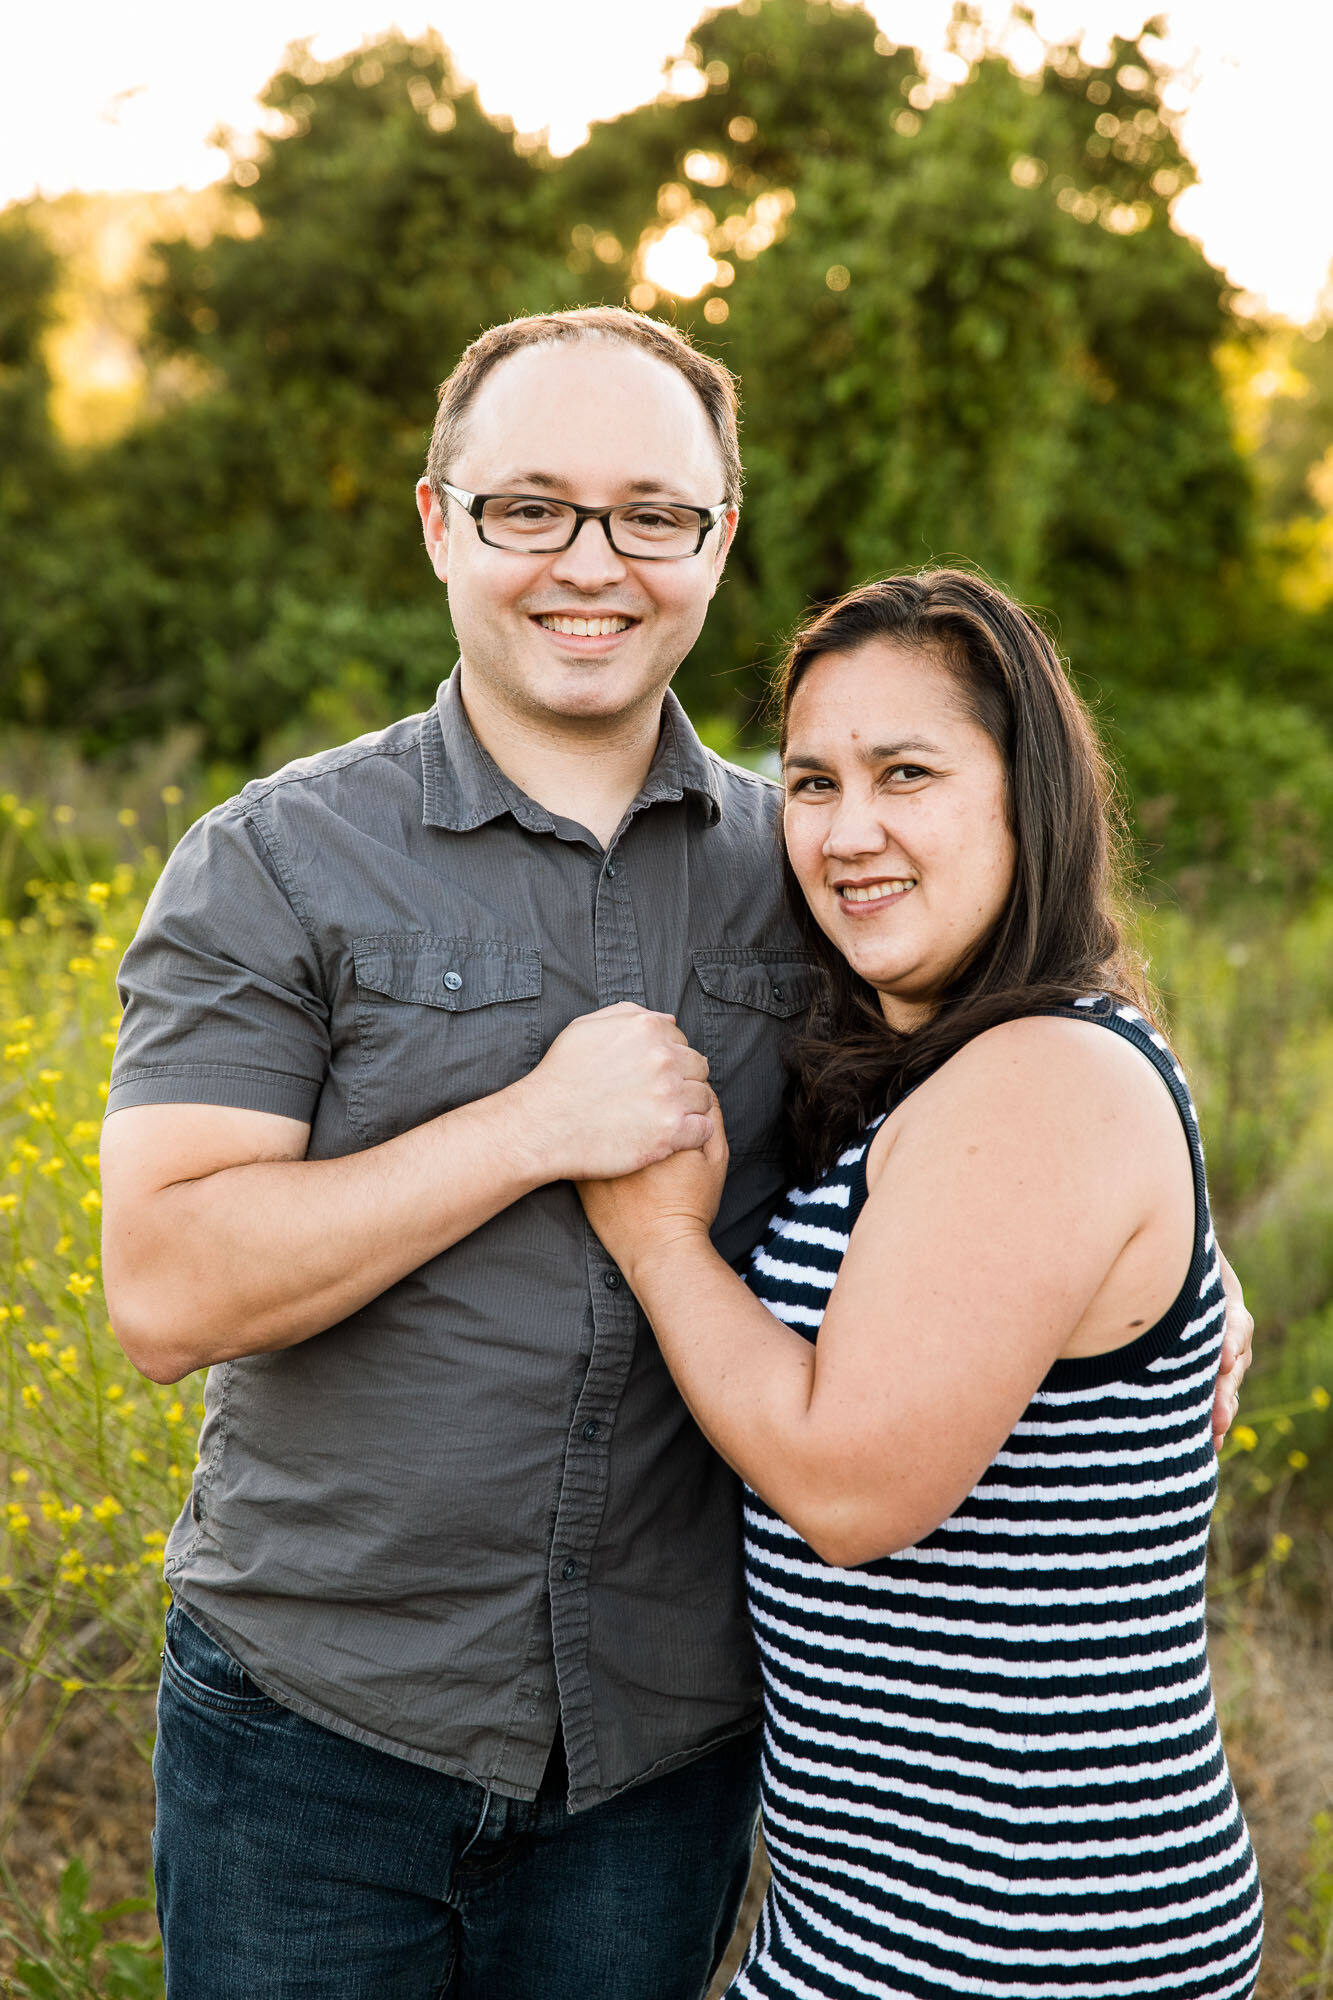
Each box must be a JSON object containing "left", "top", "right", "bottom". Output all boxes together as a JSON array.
[
  {"left": 787, "top": 775, "right": 835, "bottom": 796},
  {"left": 886, "top": 763, "right": 929, "bottom": 784}
]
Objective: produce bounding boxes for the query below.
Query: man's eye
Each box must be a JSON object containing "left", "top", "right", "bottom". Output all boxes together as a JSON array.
[
  {"left": 621, "top": 507, "right": 690, "bottom": 532},
  {"left": 498, "top": 500, "right": 560, "bottom": 523}
]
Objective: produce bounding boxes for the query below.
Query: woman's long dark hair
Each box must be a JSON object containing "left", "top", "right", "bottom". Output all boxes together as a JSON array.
[{"left": 780, "top": 569, "right": 1150, "bottom": 1179}]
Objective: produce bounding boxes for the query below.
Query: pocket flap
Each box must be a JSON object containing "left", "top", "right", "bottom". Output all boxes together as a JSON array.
[
  {"left": 353, "top": 934, "right": 541, "bottom": 1012},
  {"left": 691, "top": 953, "right": 822, "bottom": 1019}
]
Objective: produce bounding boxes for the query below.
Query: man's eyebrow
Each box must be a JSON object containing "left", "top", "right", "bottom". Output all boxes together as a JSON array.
[
  {"left": 782, "top": 738, "right": 943, "bottom": 770},
  {"left": 489, "top": 473, "right": 703, "bottom": 501}
]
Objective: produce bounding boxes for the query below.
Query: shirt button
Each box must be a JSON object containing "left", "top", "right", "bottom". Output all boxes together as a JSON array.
[
  {"left": 605, "top": 862, "right": 618, "bottom": 878},
  {"left": 771, "top": 983, "right": 785, "bottom": 1002},
  {"left": 561, "top": 1558, "right": 579, "bottom": 1581},
  {"left": 442, "top": 970, "right": 463, "bottom": 992},
  {"left": 602, "top": 1269, "right": 622, "bottom": 1290},
  {"left": 581, "top": 1420, "right": 600, "bottom": 1441}
]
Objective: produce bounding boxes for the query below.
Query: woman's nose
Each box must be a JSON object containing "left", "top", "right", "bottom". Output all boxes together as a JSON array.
[{"left": 823, "top": 792, "right": 889, "bottom": 859}]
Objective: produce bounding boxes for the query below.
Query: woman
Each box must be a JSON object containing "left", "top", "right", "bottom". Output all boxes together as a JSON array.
[{"left": 579, "top": 570, "right": 1262, "bottom": 2000}]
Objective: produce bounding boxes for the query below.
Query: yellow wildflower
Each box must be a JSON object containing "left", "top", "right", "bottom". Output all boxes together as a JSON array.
[
  {"left": 56, "top": 1347, "right": 79, "bottom": 1376},
  {"left": 129, "top": 1448, "right": 149, "bottom": 1466},
  {"left": 66, "top": 1272, "right": 95, "bottom": 1298},
  {"left": 118, "top": 807, "right": 139, "bottom": 826},
  {"left": 1271, "top": 1532, "right": 1294, "bottom": 1562},
  {"left": 166, "top": 1401, "right": 185, "bottom": 1424},
  {"left": 3, "top": 1041, "right": 30, "bottom": 1062},
  {"left": 37, "top": 1067, "right": 63, "bottom": 1084},
  {"left": 93, "top": 935, "right": 117, "bottom": 954},
  {"left": 25, "top": 1340, "right": 51, "bottom": 1361},
  {"left": 67, "top": 957, "right": 96, "bottom": 975},
  {"left": 0, "top": 1194, "right": 16, "bottom": 1212},
  {"left": 79, "top": 1189, "right": 102, "bottom": 1213},
  {"left": 53, "top": 805, "right": 76, "bottom": 825},
  {"left": 100, "top": 1031, "right": 118, "bottom": 1048},
  {"left": 106, "top": 1383, "right": 124, "bottom": 1401},
  {"left": 81, "top": 1154, "right": 100, "bottom": 1170},
  {"left": 71, "top": 1121, "right": 99, "bottom": 1142},
  {"left": 54, "top": 1235, "right": 72, "bottom": 1256},
  {"left": 1288, "top": 1450, "right": 1309, "bottom": 1471},
  {"left": 1231, "top": 1424, "right": 1259, "bottom": 1452},
  {"left": 21, "top": 1385, "right": 42, "bottom": 1408},
  {"left": 87, "top": 882, "right": 111, "bottom": 905},
  {"left": 60, "top": 1678, "right": 84, "bottom": 1694},
  {"left": 1312, "top": 1386, "right": 1331, "bottom": 1411},
  {"left": 142, "top": 1530, "right": 168, "bottom": 1547},
  {"left": 160, "top": 786, "right": 184, "bottom": 806},
  {"left": 91, "top": 1495, "right": 123, "bottom": 1523},
  {"left": 57, "top": 1504, "right": 83, "bottom": 1527},
  {"left": 5, "top": 1506, "right": 30, "bottom": 1534},
  {"left": 10, "top": 1468, "right": 30, "bottom": 1485}
]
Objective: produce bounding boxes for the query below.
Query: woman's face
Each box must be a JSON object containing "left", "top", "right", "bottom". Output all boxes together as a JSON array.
[{"left": 782, "top": 640, "right": 1016, "bottom": 1030}]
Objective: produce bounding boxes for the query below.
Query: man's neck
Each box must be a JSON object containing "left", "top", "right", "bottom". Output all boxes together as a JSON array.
[{"left": 456, "top": 665, "right": 665, "bottom": 852}]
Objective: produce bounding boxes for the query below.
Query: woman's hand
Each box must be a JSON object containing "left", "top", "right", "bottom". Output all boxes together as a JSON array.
[{"left": 577, "top": 1097, "right": 730, "bottom": 1280}]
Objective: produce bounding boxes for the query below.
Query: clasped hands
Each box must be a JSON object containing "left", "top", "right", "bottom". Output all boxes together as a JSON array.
[{"left": 524, "top": 1002, "right": 1252, "bottom": 1450}]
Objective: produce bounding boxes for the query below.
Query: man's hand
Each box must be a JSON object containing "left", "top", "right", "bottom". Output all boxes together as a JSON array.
[
  {"left": 1214, "top": 1251, "right": 1255, "bottom": 1452},
  {"left": 518, "top": 1003, "right": 713, "bottom": 1182}
]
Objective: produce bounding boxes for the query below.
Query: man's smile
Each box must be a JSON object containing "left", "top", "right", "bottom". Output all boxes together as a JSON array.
[{"left": 534, "top": 613, "right": 638, "bottom": 637}]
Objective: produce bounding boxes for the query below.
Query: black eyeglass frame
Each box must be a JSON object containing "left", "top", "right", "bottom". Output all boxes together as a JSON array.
[{"left": 439, "top": 482, "right": 729, "bottom": 560}]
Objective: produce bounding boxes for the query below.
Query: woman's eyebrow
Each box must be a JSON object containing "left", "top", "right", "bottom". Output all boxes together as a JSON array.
[{"left": 783, "top": 738, "right": 942, "bottom": 771}]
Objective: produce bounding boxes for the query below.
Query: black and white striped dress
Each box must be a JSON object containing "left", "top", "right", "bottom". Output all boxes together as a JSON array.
[{"left": 729, "top": 999, "right": 1263, "bottom": 2000}]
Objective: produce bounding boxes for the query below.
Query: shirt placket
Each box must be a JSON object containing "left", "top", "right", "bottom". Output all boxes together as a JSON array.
[{"left": 548, "top": 833, "right": 652, "bottom": 1802}]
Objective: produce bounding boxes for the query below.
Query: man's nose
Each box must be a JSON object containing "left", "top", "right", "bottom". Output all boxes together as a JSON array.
[{"left": 547, "top": 516, "right": 630, "bottom": 590}]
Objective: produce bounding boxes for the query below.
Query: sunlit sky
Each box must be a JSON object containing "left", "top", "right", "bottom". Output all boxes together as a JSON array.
[{"left": 3, "top": 0, "right": 1330, "bottom": 321}]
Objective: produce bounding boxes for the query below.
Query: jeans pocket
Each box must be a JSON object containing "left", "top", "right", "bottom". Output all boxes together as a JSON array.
[{"left": 161, "top": 1601, "right": 285, "bottom": 1717}]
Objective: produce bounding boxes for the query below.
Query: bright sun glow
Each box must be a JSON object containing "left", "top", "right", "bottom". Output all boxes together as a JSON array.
[{"left": 641, "top": 225, "right": 718, "bottom": 300}]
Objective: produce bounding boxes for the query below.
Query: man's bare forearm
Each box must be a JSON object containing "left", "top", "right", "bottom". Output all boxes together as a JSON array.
[
  {"left": 103, "top": 1086, "right": 549, "bottom": 1382},
  {"left": 103, "top": 1002, "right": 716, "bottom": 1384}
]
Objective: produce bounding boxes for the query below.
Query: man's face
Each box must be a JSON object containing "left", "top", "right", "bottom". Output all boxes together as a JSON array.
[{"left": 416, "top": 339, "right": 737, "bottom": 734}]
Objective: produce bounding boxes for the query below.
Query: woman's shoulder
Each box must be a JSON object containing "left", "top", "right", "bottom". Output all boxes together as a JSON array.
[{"left": 884, "top": 1006, "right": 1185, "bottom": 1175}]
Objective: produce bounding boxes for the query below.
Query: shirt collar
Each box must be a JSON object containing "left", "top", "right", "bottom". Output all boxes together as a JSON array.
[{"left": 421, "top": 669, "right": 722, "bottom": 834}]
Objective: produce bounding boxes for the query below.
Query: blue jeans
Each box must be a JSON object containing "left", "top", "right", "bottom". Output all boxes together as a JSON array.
[{"left": 154, "top": 1602, "right": 760, "bottom": 1999}]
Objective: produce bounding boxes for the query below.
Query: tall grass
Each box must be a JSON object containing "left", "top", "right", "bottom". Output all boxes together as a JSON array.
[{"left": 0, "top": 791, "right": 1331, "bottom": 1993}]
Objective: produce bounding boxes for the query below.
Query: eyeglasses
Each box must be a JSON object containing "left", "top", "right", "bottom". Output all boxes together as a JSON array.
[{"left": 440, "top": 483, "right": 728, "bottom": 561}]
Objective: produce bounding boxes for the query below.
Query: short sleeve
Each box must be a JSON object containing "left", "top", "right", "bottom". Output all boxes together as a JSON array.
[{"left": 107, "top": 803, "right": 330, "bottom": 1123}]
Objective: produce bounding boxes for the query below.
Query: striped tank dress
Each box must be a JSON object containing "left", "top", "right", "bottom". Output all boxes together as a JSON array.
[{"left": 729, "top": 998, "right": 1263, "bottom": 2000}]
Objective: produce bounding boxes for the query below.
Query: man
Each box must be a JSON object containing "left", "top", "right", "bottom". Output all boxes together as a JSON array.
[{"left": 102, "top": 307, "right": 1250, "bottom": 1999}]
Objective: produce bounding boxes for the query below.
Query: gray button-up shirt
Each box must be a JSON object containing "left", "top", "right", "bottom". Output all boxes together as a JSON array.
[{"left": 109, "top": 674, "right": 821, "bottom": 1808}]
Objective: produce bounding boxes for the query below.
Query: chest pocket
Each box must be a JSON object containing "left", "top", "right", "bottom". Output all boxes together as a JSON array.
[
  {"left": 689, "top": 950, "right": 824, "bottom": 1163},
  {"left": 349, "top": 933, "right": 542, "bottom": 1145}
]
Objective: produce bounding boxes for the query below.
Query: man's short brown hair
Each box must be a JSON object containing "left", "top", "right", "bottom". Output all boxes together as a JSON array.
[{"left": 425, "top": 306, "right": 742, "bottom": 508}]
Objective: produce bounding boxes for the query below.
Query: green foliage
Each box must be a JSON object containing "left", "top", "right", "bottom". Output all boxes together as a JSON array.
[
  {"left": 5, "top": 1860, "right": 162, "bottom": 2000},
  {"left": 1117, "top": 685, "right": 1333, "bottom": 903},
  {"left": 1287, "top": 1808, "right": 1333, "bottom": 1997}
]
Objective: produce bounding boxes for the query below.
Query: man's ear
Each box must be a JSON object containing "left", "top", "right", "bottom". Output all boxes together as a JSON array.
[
  {"left": 707, "top": 506, "right": 740, "bottom": 599},
  {"left": 416, "top": 478, "right": 449, "bottom": 584}
]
